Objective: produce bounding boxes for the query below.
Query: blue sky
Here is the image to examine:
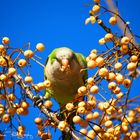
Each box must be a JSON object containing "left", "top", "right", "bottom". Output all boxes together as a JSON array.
[{"left": 0, "top": 0, "right": 140, "bottom": 139}]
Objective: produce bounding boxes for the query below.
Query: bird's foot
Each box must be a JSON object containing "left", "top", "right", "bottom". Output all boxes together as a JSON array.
[{"left": 33, "top": 96, "right": 47, "bottom": 107}]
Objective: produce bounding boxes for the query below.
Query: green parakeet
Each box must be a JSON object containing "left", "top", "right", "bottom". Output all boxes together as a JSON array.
[{"left": 44, "top": 47, "right": 87, "bottom": 105}]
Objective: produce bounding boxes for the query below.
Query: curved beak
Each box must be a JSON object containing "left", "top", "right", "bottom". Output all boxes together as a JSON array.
[
  {"left": 60, "top": 59, "right": 70, "bottom": 72},
  {"left": 61, "top": 59, "right": 69, "bottom": 67}
]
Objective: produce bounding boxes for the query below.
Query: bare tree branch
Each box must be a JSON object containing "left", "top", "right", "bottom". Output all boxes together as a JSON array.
[{"left": 12, "top": 73, "right": 81, "bottom": 140}]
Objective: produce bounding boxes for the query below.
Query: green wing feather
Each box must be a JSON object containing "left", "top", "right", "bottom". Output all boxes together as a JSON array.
[
  {"left": 47, "top": 48, "right": 59, "bottom": 64},
  {"left": 44, "top": 48, "right": 59, "bottom": 79},
  {"left": 44, "top": 49, "right": 59, "bottom": 98},
  {"left": 75, "top": 53, "right": 87, "bottom": 83}
]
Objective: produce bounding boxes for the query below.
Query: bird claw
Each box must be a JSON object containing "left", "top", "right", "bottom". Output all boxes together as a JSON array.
[{"left": 33, "top": 96, "right": 46, "bottom": 107}]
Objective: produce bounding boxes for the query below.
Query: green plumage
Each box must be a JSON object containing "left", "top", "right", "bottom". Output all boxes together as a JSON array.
[{"left": 44, "top": 47, "right": 87, "bottom": 105}]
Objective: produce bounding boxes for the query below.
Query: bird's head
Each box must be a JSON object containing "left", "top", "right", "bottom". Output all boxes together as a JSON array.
[{"left": 55, "top": 47, "right": 74, "bottom": 72}]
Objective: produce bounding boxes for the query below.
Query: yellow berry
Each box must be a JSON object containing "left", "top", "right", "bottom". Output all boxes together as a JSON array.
[
  {"left": 87, "top": 60, "right": 96, "bottom": 68},
  {"left": 106, "top": 106, "right": 116, "bottom": 115},
  {"left": 127, "top": 62, "right": 136, "bottom": 71},
  {"left": 37, "top": 82, "right": 45, "bottom": 90},
  {"left": 123, "top": 79, "right": 131, "bottom": 88},
  {"left": 128, "top": 110, "right": 136, "bottom": 117},
  {"left": 80, "top": 128, "right": 87, "bottom": 136},
  {"left": 73, "top": 115, "right": 81, "bottom": 124},
  {"left": 92, "top": 111, "right": 100, "bottom": 119},
  {"left": 89, "top": 53, "right": 97, "bottom": 60},
  {"left": 78, "top": 101, "right": 86, "bottom": 107},
  {"left": 118, "top": 108, "right": 123, "bottom": 114},
  {"left": 90, "top": 16, "right": 96, "bottom": 24},
  {"left": 116, "top": 92, "right": 124, "bottom": 99},
  {"left": 6, "top": 79, "right": 14, "bottom": 88},
  {"left": 16, "top": 107, "right": 24, "bottom": 115},
  {"left": 77, "top": 106, "right": 86, "bottom": 114},
  {"left": 104, "top": 33, "right": 113, "bottom": 42},
  {"left": 2, "top": 114, "right": 10, "bottom": 123},
  {"left": 95, "top": 57, "right": 104, "bottom": 67},
  {"left": 2, "top": 37, "right": 10, "bottom": 44},
  {"left": 21, "top": 101, "right": 29, "bottom": 109},
  {"left": 115, "top": 74, "right": 124, "bottom": 84},
  {"left": 105, "top": 120, "right": 113, "bottom": 128},
  {"left": 86, "top": 130, "right": 95, "bottom": 140},
  {"left": 87, "top": 77, "right": 94, "bottom": 85},
  {"left": 120, "top": 44, "right": 129, "bottom": 54},
  {"left": 0, "top": 74, "right": 7, "bottom": 81},
  {"left": 0, "top": 56, "right": 6, "bottom": 66},
  {"left": 0, "top": 106, "right": 4, "bottom": 115},
  {"left": 113, "top": 86, "right": 121, "bottom": 94},
  {"left": 41, "top": 132, "right": 52, "bottom": 139},
  {"left": 24, "top": 76, "right": 33, "bottom": 83},
  {"left": 65, "top": 103, "right": 74, "bottom": 111},
  {"left": 90, "top": 49, "right": 97, "bottom": 54},
  {"left": 99, "top": 67, "right": 109, "bottom": 77},
  {"left": 114, "top": 62, "right": 122, "bottom": 70},
  {"left": 92, "top": 5, "right": 100, "bottom": 13},
  {"left": 85, "top": 17, "right": 91, "bottom": 25},
  {"left": 78, "top": 86, "right": 87, "bottom": 95},
  {"left": 87, "top": 100, "right": 96, "bottom": 108},
  {"left": 86, "top": 56, "right": 90, "bottom": 62},
  {"left": 131, "top": 131, "right": 139, "bottom": 139},
  {"left": 34, "top": 117, "right": 42, "bottom": 124},
  {"left": 18, "top": 125, "right": 25, "bottom": 131},
  {"left": 130, "top": 55, "right": 138, "bottom": 62},
  {"left": 17, "top": 130, "right": 25, "bottom": 138},
  {"left": 86, "top": 113, "right": 93, "bottom": 121},
  {"left": 24, "top": 50, "right": 34, "bottom": 58},
  {"left": 108, "top": 82, "right": 117, "bottom": 91},
  {"left": 8, "top": 67, "right": 16, "bottom": 76},
  {"left": 127, "top": 117, "right": 134, "bottom": 123},
  {"left": 97, "top": 19, "right": 102, "bottom": 24},
  {"left": 36, "top": 43, "right": 45, "bottom": 51},
  {"left": 93, "top": 125, "right": 101, "bottom": 132},
  {"left": 18, "top": 59, "right": 27, "bottom": 68},
  {"left": 121, "top": 36, "right": 130, "bottom": 45},
  {"left": 98, "top": 102, "right": 104, "bottom": 111},
  {"left": 99, "top": 38, "right": 106, "bottom": 45},
  {"left": 122, "top": 125, "right": 128, "bottom": 133},
  {"left": 44, "top": 100, "right": 52, "bottom": 109},
  {"left": 0, "top": 44, "right": 4, "bottom": 52},
  {"left": 107, "top": 127, "right": 114, "bottom": 134},
  {"left": 103, "top": 102, "right": 110, "bottom": 110},
  {"left": 90, "top": 85, "right": 99, "bottom": 94},
  {"left": 109, "top": 16, "right": 117, "bottom": 25},
  {"left": 43, "top": 80, "right": 51, "bottom": 88},
  {"left": 106, "top": 72, "right": 116, "bottom": 81}
]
